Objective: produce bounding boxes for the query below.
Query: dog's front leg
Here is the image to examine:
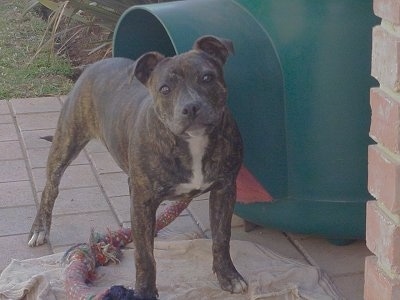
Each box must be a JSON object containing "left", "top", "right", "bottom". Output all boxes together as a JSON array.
[
  {"left": 209, "top": 182, "right": 248, "bottom": 294},
  {"left": 130, "top": 188, "right": 159, "bottom": 300}
]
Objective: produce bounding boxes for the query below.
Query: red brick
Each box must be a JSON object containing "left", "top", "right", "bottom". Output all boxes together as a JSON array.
[
  {"left": 368, "top": 145, "right": 400, "bottom": 213},
  {"left": 374, "top": 0, "right": 400, "bottom": 25},
  {"left": 366, "top": 201, "right": 400, "bottom": 274},
  {"left": 370, "top": 88, "right": 400, "bottom": 153},
  {"left": 365, "top": 256, "right": 400, "bottom": 300},
  {"left": 371, "top": 26, "right": 400, "bottom": 92}
]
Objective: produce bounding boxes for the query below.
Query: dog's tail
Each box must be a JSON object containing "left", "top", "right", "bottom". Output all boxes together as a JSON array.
[{"left": 40, "top": 136, "right": 53, "bottom": 142}]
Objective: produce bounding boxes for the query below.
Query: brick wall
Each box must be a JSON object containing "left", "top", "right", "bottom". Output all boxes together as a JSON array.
[{"left": 365, "top": 0, "right": 400, "bottom": 299}]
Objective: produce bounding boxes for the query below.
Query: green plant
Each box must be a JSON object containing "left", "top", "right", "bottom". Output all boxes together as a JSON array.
[{"left": 26, "top": 0, "right": 170, "bottom": 65}]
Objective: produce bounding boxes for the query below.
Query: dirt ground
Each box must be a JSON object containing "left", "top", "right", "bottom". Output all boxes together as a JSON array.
[{"left": 63, "top": 28, "right": 112, "bottom": 80}]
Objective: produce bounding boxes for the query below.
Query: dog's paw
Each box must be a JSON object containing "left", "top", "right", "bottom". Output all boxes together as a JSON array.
[
  {"left": 28, "top": 230, "right": 47, "bottom": 247},
  {"left": 221, "top": 276, "right": 248, "bottom": 294},
  {"left": 216, "top": 270, "right": 248, "bottom": 294}
]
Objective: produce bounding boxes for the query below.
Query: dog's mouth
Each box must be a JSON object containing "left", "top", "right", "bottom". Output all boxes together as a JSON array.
[
  {"left": 168, "top": 107, "right": 223, "bottom": 137},
  {"left": 178, "top": 124, "right": 207, "bottom": 138},
  {"left": 179, "top": 118, "right": 218, "bottom": 137},
  {"left": 183, "top": 127, "right": 207, "bottom": 138}
]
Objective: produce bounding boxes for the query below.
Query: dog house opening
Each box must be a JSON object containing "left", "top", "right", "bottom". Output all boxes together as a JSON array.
[{"left": 113, "top": 8, "right": 177, "bottom": 60}]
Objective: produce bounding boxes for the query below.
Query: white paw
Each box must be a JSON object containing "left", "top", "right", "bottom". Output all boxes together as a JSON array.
[{"left": 28, "top": 231, "right": 46, "bottom": 247}]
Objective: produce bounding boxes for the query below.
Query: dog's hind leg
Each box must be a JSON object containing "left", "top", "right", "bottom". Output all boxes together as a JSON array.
[{"left": 28, "top": 107, "right": 91, "bottom": 247}]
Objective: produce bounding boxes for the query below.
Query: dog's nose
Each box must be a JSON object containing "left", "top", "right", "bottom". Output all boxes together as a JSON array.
[{"left": 182, "top": 102, "right": 201, "bottom": 118}]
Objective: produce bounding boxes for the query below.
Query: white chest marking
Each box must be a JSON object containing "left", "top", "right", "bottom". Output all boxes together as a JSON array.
[{"left": 175, "top": 135, "right": 211, "bottom": 195}]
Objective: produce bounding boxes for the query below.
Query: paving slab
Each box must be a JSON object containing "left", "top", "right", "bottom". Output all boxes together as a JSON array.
[
  {"left": 9, "top": 97, "right": 61, "bottom": 114},
  {"left": 0, "top": 114, "right": 13, "bottom": 124},
  {"left": 98, "top": 172, "right": 129, "bottom": 197},
  {"left": 0, "top": 140, "right": 24, "bottom": 160},
  {"left": 59, "top": 95, "right": 68, "bottom": 103},
  {"left": 109, "top": 195, "right": 131, "bottom": 224},
  {"left": 0, "top": 160, "right": 29, "bottom": 183},
  {"left": 21, "top": 129, "right": 55, "bottom": 149},
  {"left": 0, "top": 181, "right": 35, "bottom": 208},
  {"left": 0, "top": 101, "right": 10, "bottom": 114},
  {"left": 15, "top": 112, "right": 60, "bottom": 131},
  {"left": 49, "top": 211, "right": 121, "bottom": 248},
  {"left": 31, "top": 164, "right": 98, "bottom": 192},
  {"left": 50, "top": 186, "right": 111, "bottom": 216},
  {"left": 89, "top": 151, "right": 122, "bottom": 174},
  {"left": 26, "top": 147, "right": 89, "bottom": 169},
  {"left": 0, "top": 123, "right": 19, "bottom": 141},
  {"left": 0, "top": 206, "right": 37, "bottom": 236},
  {"left": 85, "top": 140, "right": 108, "bottom": 153}
]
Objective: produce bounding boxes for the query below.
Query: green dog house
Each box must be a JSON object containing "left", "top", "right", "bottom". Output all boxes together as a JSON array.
[{"left": 113, "top": 0, "right": 377, "bottom": 243}]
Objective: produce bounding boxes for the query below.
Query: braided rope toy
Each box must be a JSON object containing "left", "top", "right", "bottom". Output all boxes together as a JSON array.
[{"left": 62, "top": 198, "right": 191, "bottom": 300}]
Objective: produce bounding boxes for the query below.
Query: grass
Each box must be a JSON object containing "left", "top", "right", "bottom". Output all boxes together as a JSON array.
[{"left": 0, "top": 0, "right": 73, "bottom": 100}]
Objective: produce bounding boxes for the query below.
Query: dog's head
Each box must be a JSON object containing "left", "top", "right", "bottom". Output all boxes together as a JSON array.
[{"left": 133, "top": 35, "right": 234, "bottom": 137}]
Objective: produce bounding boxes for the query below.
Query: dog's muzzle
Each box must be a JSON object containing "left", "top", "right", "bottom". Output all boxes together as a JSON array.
[{"left": 176, "top": 100, "right": 220, "bottom": 136}]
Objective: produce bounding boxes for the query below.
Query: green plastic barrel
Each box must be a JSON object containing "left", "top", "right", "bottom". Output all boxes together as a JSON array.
[{"left": 113, "top": 0, "right": 377, "bottom": 242}]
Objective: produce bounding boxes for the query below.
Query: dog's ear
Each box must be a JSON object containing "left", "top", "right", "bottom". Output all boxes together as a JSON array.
[
  {"left": 133, "top": 52, "right": 165, "bottom": 85},
  {"left": 193, "top": 35, "right": 234, "bottom": 65}
]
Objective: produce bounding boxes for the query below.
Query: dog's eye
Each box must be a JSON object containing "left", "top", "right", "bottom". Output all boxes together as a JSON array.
[
  {"left": 159, "top": 85, "right": 171, "bottom": 95},
  {"left": 201, "top": 73, "right": 214, "bottom": 83}
]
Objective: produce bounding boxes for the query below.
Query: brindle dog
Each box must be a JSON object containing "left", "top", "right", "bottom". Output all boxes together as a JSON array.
[{"left": 28, "top": 35, "right": 247, "bottom": 299}]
